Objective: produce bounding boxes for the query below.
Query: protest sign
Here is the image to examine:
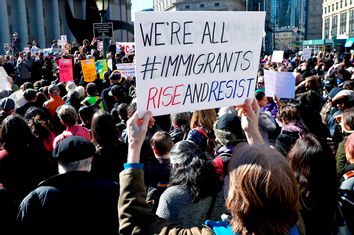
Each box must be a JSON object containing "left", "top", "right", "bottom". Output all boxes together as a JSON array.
[
  {"left": 0, "top": 67, "right": 11, "bottom": 91},
  {"left": 116, "top": 42, "right": 135, "bottom": 54},
  {"left": 57, "top": 40, "right": 67, "bottom": 49},
  {"left": 302, "top": 48, "right": 312, "bottom": 61},
  {"left": 271, "top": 50, "right": 284, "bottom": 63},
  {"left": 264, "top": 70, "right": 296, "bottom": 99},
  {"left": 116, "top": 63, "right": 136, "bottom": 78},
  {"left": 3, "top": 43, "right": 10, "bottom": 52},
  {"left": 58, "top": 59, "right": 73, "bottom": 82},
  {"left": 42, "top": 48, "right": 51, "bottom": 56},
  {"left": 107, "top": 58, "right": 113, "bottom": 71},
  {"left": 81, "top": 59, "right": 97, "bottom": 82},
  {"left": 134, "top": 11, "right": 265, "bottom": 117},
  {"left": 61, "top": 35, "right": 68, "bottom": 42},
  {"left": 95, "top": 59, "right": 108, "bottom": 79},
  {"left": 31, "top": 47, "right": 39, "bottom": 55}
]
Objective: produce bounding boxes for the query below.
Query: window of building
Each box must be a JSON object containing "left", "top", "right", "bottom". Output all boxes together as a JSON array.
[
  {"left": 350, "top": 10, "right": 354, "bottom": 36},
  {"left": 341, "top": 0, "right": 343, "bottom": 8},
  {"left": 332, "top": 4, "right": 334, "bottom": 11},
  {"left": 185, "top": 5, "right": 190, "bottom": 9},
  {"left": 200, "top": 4, "right": 204, "bottom": 8},
  {"left": 325, "top": 7, "right": 327, "bottom": 14},
  {"left": 325, "top": 18, "right": 330, "bottom": 38},
  {"left": 328, "top": 6, "right": 330, "bottom": 12},
  {"left": 345, "top": 0, "right": 347, "bottom": 7},
  {"left": 332, "top": 15, "right": 338, "bottom": 37},
  {"left": 336, "top": 2, "right": 339, "bottom": 9},
  {"left": 340, "top": 12, "right": 347, "bottom": 34},
  {"left": 215, "top": 2, "right": 220, "bottom": 7}
]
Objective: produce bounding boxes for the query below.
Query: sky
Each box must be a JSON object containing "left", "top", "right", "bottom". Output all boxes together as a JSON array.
[{"left": 131, "top": 0, "right": 154, "bottom": 21}]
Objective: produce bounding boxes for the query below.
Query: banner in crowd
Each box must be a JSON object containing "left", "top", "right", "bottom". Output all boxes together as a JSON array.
[
  {"left": 0, "top": 67, "right": 11, "bottom": 91},
  {"left": 264, "top": 70, "right": 296, "bottom": 99},
  {"left": 42, "top": 48, "right": 51, "bottom": 56},
  {"left": 116, "top": 63, "right": 136, "bottom": 78},
  {"left": 134, "top": 11, "right": 265, "bottom": 117},
  {"left": 116, "top": 42, "right": 135, "bottom": 54},
  {"left": 271, "top": 50, "right": 284, "bottom": 63},
  {"left": 302, "top": 48, "right": 312, "bottom": 61},
  {"left": 58, "top": 59, "right": 74, "bottom": 82},
  {"left": 95, "top": 59, "right": 108, "bottom": 79},
  {"left": 81, "top": 59, "right": 97, "bottom": 82}
]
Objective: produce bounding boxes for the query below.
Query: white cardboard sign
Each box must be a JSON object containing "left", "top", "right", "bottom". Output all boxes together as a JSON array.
[
  {"left": 134, "top": 11, "right": 265, "bottom": 117},
  {"left": 116, "top": 63, "right": 136, "bottom": 78},
  {"left": 264, "top": 70, "right": 296, "bottom": 99},
  {"left": 302, "top": 48, "right": 312, "bottom": 61},
  {"left": 271, "top": 50, "right": 284, "bottom": 63}
]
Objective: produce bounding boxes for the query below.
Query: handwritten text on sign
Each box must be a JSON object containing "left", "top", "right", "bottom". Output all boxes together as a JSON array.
[
  {"left": 135, "top": 11, "right": 265, "bottom": 117},
  {"left": 116, "top": 63, "right": 136, "bottom": 78},
  {"left": 58, "top": 59, "right": 73, "bottom": 82},
  {"left": 81, "top": 59, "right": 97, "bottom": 82}
]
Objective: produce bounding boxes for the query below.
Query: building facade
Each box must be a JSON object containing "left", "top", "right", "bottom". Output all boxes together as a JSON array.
[
  {"left": 246, "top": 0, "right": 273, "bottom": 54},
  {"left": 323, "top": 0, "right": 354, "bottom": 39},
  {"left": 154, "top": 0, "right": 245, "bottom": 12},
  {"left": 0, "top": 0, "right": 132, "bottom": 53},
  {"left": 306, "top": 0, "right": 323, "bottom": 40}
]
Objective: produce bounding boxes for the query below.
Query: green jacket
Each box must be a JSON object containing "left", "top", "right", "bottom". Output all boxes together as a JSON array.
[{"left": 119, "top": 168, "right": 214, "bottom": 235}]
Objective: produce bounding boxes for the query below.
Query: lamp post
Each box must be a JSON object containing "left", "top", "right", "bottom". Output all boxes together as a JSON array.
[{"left": 95, "top": 0, "right": 110, "bottom": 58}]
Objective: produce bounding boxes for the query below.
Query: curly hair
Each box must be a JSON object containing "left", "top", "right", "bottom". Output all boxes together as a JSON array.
[{"left": 169, "top": 140, "right": 219, "bottom": 202}]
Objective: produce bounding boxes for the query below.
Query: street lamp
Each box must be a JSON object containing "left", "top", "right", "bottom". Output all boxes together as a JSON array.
[
  {"left": 96, "top": 0, "right": 110, "bottom": 21},
  {"left": 95, "top": 0, "right": 110, "bottom": 58}
]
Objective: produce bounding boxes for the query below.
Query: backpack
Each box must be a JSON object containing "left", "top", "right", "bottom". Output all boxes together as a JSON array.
[{"left": 82, "top": 97, "right": 102, "bottom": 111}]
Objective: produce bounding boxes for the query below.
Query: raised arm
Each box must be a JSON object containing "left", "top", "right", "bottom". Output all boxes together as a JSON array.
[
  {"left": 119, "top": 111, "right": 210, "bottom": 235},
  {"left": 237, "top": 98, "right": 264, "bottom": 145}
]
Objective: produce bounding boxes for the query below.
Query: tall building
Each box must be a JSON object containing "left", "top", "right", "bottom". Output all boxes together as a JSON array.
[
  {"left": 306, "top": 0, "right": 323, "bottom": 40},
  {"left": 154, "top": 0, "right": 245, "bottom": 12},
  {"left": 0, "top": 0, "right": 133, "bottom": 54},
  {"left": 323, "top": 0, "right": 354, "bottom": 39},
  {"left": 271, "top": 0, "right": 320, "bottom": 51},
  {"left": 272, "top": 0, "right": 307, "bottom": 30},
  {"left": 246, "top": 0, "right": 273, "bottom": 54}
]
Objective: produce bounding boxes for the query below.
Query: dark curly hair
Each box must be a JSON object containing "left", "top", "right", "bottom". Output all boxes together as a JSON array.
[{"left": 169, "top": 140, "right": 220, "bottom": 202}]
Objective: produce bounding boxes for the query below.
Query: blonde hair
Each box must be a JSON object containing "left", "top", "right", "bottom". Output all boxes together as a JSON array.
[{"left": 190, "top": 109, "right": 217, "bottom": 131}]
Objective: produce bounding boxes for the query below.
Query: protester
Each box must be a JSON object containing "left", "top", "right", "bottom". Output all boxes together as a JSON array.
[
  {"left": 288, "top": 134, "right": 337, "bottom": 235},
  {"left": 145, "top": 131, "right": 173, "bottom": 213},
  {"left": 187, "top": 109, "right": 217, "bottom": 155},
  {"left": 16, "top": 136, "right": 119, "bottom": 235},
  {"left": 90, "top": 110, "right": 127, "bottom": 182},
  {"left": 52, "top": 104, "right": 91, "bottom": 148},
  {"left": 118, "top": 99, "right": 304, "bottom": 234},
  {"left": 0, "top": 115, "right": 57, "bottom": 205}
]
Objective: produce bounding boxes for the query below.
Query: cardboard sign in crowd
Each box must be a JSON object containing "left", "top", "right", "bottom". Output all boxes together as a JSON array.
[{"left": 134, "top": 11, "right": 266, "bottom": 117}]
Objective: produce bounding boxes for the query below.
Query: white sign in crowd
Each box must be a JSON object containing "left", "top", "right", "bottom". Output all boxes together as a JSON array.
[
  {"left": 264, "top": 70, "right": 296, "bottom": 99},
  {"left": 134, "top": 11, "right": 266, "bottom": 117}
]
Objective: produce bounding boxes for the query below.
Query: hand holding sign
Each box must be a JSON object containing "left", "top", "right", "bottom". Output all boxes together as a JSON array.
[
  {"left": 135, "top": 11, "right": 265, "bottom": 117},
  {"left": 264, "top": 70, "right": 296, "bottom": 99},
  {"left": 236, "top": 98, "right": 264, "bottom": 145}
]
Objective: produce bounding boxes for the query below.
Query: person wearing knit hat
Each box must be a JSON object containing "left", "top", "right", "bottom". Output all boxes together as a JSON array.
[
  {"left": 213, "top": 113, "right": 245, "bottom": 181},
  {"left": 16, "top": 135, "right": 120, "bottom": 234}
]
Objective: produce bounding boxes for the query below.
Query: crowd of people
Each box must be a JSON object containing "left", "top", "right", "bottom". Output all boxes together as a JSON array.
[{"left": 0, "top": 37, "right": 354, "bottom": 234}]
